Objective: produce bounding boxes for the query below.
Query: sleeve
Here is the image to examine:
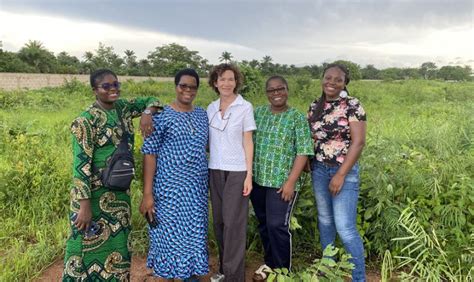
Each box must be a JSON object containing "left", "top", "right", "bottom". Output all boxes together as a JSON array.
[
  {"left": 141, "top": 114, "right": 165, "bottom": 155},
  {"left": 125, "top": 97, "right": 163, "bottom": 118},
  {"left": 243, "top": 103, "right": 257, "bottom": 132},
  {"left": 70, "top": 117, "right": 94, "bottom": 200},
  {"left": 294, "top": 111, "right": 315, "bottom": 156},
  {"left": 347, "top": 98, "right": 367, "bottom": 122}
]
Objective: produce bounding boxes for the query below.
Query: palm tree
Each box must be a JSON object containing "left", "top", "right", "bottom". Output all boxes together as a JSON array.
[
  {"left": 219, "top": 51, "right": 233, "bottom": 63},
  {"left": 260, "top": 55, "right": 273, "bottom": 74},
  {"left": 17, "top": 40, "right": 56, "bottom": 72}
]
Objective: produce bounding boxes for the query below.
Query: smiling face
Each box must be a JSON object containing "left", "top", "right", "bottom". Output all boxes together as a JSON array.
[
  {"left": 175, "top": 75, "right": 198, "bottom": 106},
  {"left": 214, "top": 70, "right": 237, "bottom": 97},
  {"left": 322, "top": 66, "right": 346, "bottom": 100},
  {"left": 266, "top": 78, "right": 288, "bottom": 112},
  {"left": 93, "top": 74, "right": 120, "bottom": 107}
]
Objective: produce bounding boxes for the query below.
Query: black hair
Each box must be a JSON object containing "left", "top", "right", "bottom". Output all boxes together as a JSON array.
[
  {"left": 265, "top": 75, "right": 289, "bottom": 91},
  {"left": 175, "top": 68, "right": 200, "bottom": 88},
  {"left": 90, "top": 69, "right": 118, "bottom": 88},
  {"left": 310, "top": 63, "right": 351, "bottom": 122}
]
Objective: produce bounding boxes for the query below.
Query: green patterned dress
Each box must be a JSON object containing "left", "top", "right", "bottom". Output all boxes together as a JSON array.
[{"left": 63, "top": 98, "right": 161, "bottom": 281}]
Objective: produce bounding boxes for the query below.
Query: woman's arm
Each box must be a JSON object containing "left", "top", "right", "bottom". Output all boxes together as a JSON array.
[
  {"left": 70, "top": 117, "right": 94, "bottom": 232},
  {"left": 329, "top": 121, "right": 366, "bottom": 195},
  {"left": 279, "top": 155, "right": 308, "bottom": 201},
  {"left": 242, "top": 130, "right": 254, "bottom": 196},
  {"left": 140, "top": 154, "right": 156, "bottom": 222},
  {"left": 124, "top": 97, "right": 163, "bottom": 137}
]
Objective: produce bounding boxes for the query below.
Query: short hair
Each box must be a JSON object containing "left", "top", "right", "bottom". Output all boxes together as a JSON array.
[
  {"left": 265, "top": 75, "right": 289, "bottom": 91},
  {"left": 208, "top": 63, "right": 243, "bottom": 95},
  {"left": 90, "top": 69, "right": 118, "bottom": 88},
  {"left": 174, "top": 68, "right": 200, "bottom": 88}
]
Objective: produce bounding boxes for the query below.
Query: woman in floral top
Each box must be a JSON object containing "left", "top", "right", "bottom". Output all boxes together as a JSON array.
[{"left": 307, "top": 63, "right": 367, "bottom": 282}]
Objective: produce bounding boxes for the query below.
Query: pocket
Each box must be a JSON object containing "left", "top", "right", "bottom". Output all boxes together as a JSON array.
[{"left": 344, "top": 164, "right": 359, "bottom": 184}]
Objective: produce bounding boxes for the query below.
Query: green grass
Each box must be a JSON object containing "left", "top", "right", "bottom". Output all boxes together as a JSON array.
[{"left": 0, "top": 78, "right": 473, "bottom": 280}]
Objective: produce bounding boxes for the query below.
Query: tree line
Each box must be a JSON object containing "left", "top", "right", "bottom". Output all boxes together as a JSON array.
[{"left": 0, "top": 40, "right": 472, "bottom": 81}]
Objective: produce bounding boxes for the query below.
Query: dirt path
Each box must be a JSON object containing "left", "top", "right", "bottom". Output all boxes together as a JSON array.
[
  {"left": 36, "top": 255, "right": 381, "bottom": 281},
  {"left": 35, "top": 255, "right": 261, "bottom": 281}
]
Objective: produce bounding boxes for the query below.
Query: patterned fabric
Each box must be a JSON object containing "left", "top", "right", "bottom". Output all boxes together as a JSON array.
[
  {"left": 253, "top": 106, "right": 314, "bottom": 190},
  {"left": 63, "top": 97, "right": 161, "bottom": 281},
  {"left": 307, "top": 96, "right": 366, "bottom": 165},
  {"left": 141, "top": 106, "right": 209, "bottom": 279}
]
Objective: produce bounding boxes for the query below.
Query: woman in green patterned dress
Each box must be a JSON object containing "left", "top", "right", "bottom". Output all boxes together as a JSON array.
[{"left": 62, "top": 69, "right": 162, "bottom": 281}]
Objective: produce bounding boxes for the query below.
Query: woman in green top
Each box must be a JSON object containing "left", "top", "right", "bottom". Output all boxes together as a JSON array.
[
  {"left": 251, "top": 75, "right": 314, "bottom": 279},
  {"left": 62, "top": 69, "right": 161, "bottom": 281}
]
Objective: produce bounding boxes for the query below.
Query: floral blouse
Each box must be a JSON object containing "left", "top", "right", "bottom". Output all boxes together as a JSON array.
[{"left": 307, "top": 96, "right": 366, "bottom": 165}]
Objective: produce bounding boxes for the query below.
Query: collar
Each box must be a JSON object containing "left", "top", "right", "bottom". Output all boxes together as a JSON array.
[{"left": 213, "top": 94, "right": 243, "bottom": 110}]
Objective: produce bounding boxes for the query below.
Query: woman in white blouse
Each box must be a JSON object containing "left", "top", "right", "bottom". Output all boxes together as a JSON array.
[{"left": 207, "top": 63, "right": 256, "bottom": 282}]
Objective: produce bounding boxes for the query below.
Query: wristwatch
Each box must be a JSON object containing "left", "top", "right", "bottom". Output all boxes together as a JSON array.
[{"left": 143, "top": 109, "right": 152, "bottom": 115}]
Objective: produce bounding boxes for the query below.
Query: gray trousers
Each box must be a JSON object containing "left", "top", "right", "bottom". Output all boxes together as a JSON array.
[{"left": 209, "top": 169, "right": 249, "bottom": 282}]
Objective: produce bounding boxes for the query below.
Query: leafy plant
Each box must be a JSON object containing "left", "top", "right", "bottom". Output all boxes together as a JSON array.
[
  {"left": 266, "top": 245, "right": 353, "bottom": 282},
  {"left": 388, "top": 206, "right": 473, "bottom": 281}
]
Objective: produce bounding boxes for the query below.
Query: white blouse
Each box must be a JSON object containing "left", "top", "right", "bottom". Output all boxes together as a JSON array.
[{"left": 207, "top": 94, "right": 256, "bottom": 171}]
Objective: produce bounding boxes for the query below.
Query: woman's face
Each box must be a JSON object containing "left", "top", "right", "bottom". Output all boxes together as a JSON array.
[
  {"left": 322, "top": 67, "right": 346, "bottom": 99},
  {"left": 266, "top": 78, "right": 288, "bottom": 109},
  {"left": 94, "top": 74, "right": 120, "bottom": 105},
  {"left": 214, "top": 70, "right": 236, "bottom": 97},
  {"left": 175, "top": 75, "right": 198, "bottom": 105}
]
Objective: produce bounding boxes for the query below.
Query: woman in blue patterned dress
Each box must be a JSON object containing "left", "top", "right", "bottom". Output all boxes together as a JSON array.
[{"left": 140, "top": 68, "right": 209, "bottom": 281}]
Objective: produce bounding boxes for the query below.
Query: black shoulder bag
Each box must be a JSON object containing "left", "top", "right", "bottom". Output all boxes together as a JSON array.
[{"left": 100, "top": 108, "right": 135, "bottom": 191}]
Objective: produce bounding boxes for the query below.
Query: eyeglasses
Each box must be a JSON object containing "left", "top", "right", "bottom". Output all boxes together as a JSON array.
[
  {"left": 178, "top": 83, "right": 198, "bottom": 92},
  {"left": 96, "top": 81, "right": 121, "bottom": 91},
  {"left": 209, "top": 110, "right": 232, "bottom": 131},
  {"left": 266, "top": 86, "right": 287, "bottom": 95}
]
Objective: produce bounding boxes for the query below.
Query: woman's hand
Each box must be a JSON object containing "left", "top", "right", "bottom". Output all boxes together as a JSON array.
[
  {"left": 139, "top": 112, "right": 153, "bottom": 138},
  {"left": 278, "top": 180, "right": 296, "bottom": 202},
  {"left": 243, "top": 174, "right": 253, "bottom": 196},
  {"left": 75, "top": 199, "right": 92, "bottom": 232},
  {"left": 329, "top": 173, "right": 345, "bottom": 196},
  {"left": 140, "top": 193, "right": 155, "bottom": 223}
]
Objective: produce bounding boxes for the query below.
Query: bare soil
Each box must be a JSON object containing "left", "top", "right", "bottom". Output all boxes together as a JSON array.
[{"left": 35, "top": 255, "right": 381, "bottom": 281}]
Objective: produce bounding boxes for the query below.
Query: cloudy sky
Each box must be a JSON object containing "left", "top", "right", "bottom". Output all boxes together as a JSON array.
[{"left": 1, "top": 0, "right": 473, "bottom": 68}]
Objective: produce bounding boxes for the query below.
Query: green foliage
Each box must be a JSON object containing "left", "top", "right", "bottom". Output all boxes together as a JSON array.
[
  {"left": 388, "top": 206, "right": 473, "bottom": 281},
  {"left": 0, "top": 79, "right": 473, "bottom": 280},
  {"left": 239, "top": 64, "right": 265, "bottom": 100},
  {"left": 1, "top": 40, "right": 473, "bottom": 81},
  {"left": 437, "top": 65, "right": 473, "bottom": 81},
  {"left": 17, "top": 40, "right": 57, "bottom": 73},
  {"left": 266, "top": 245, "right": 353, "bottom": 281},
  {"left": 147, "top": 43, "right": 209, "bottom": 77},
  {"left": 328, "top": 60, "right": 362, "bottom": 80}
]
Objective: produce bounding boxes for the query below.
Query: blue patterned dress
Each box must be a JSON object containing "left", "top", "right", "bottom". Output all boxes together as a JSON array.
[{"left": 141, "top": 105, "right": 209, "bottom": 279}]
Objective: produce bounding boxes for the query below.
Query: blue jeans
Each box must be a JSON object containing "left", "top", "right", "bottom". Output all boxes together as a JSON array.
[{"left": 311, "top": 161, "right": 366, "bottom": 282}]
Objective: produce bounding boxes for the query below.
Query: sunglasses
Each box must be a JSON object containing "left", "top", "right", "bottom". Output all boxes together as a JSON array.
[
  {"left": 266, "top": 86, "right": 287, "bottom": 95},
  {"left": 96, "top": 81, "right": 121, "bottom": 91},
  {"left": 178, "top": 83, "right": 198, "bottom": 92}
]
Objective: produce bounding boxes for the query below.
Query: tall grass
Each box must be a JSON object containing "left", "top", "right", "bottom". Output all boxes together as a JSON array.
[{"left": 0, "top": 78, "right": 472, "bottom": 280}]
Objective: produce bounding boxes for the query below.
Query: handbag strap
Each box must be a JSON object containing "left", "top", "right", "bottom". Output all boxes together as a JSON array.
[
  {"left": 115, "top": 106, "right": 128, "bottom": 139},
  {"left": 91, "top": 103, "right": 130, "bottom": 174}
]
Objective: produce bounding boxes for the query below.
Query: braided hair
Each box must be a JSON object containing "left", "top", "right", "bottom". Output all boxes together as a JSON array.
[{"left": 310, "top": 63, "right": 350, "bottom": 122}]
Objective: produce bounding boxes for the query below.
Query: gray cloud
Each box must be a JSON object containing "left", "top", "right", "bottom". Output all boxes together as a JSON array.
[{"left": 2, "top": 0, "right": 473, "bottom": 67}]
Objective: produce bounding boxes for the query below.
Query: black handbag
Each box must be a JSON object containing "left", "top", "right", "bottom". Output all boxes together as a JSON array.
[{"left": 99, "top": 107, "right": 135, "bottom": 191}]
